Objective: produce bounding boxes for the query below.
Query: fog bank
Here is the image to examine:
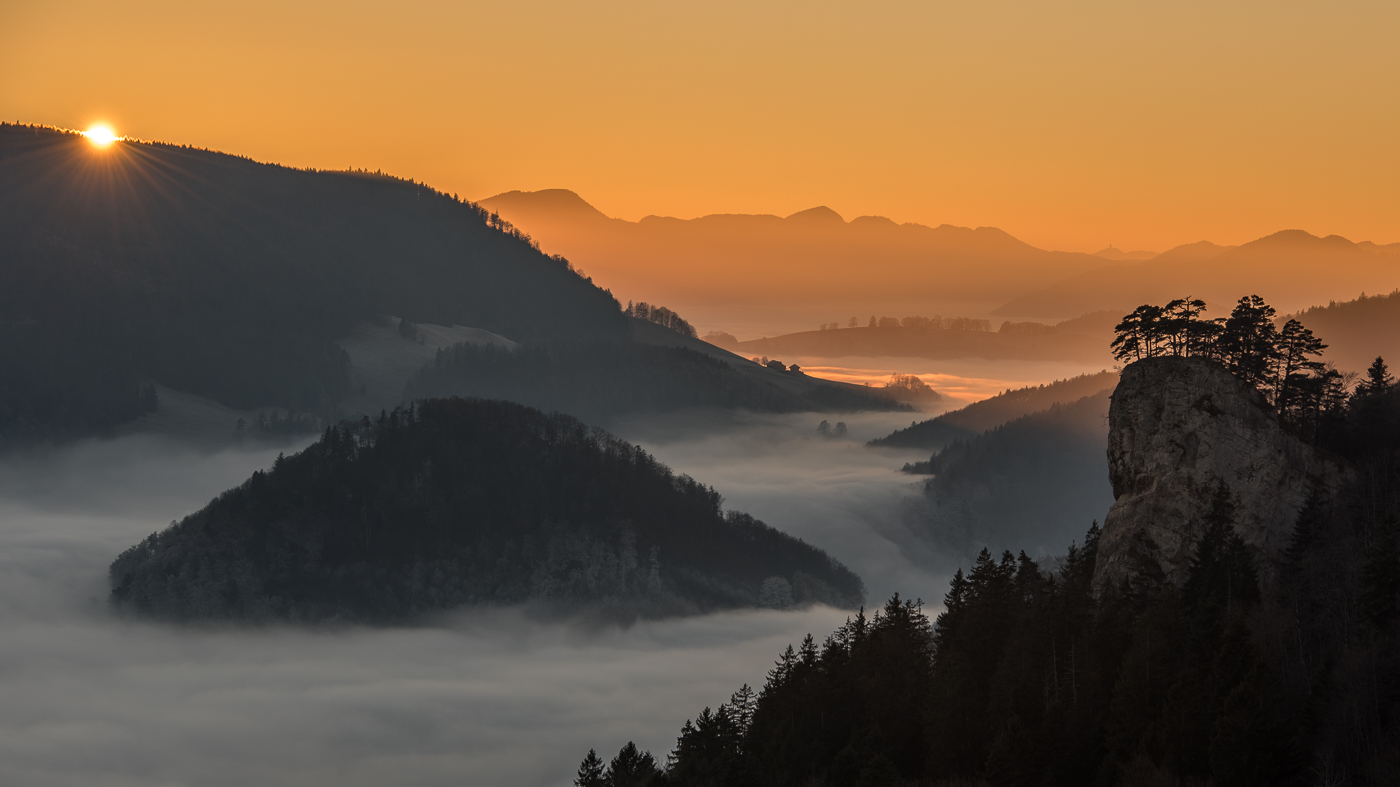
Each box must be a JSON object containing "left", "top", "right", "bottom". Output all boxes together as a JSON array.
[
  {"left": 0, "top": 422, "right": 930, "bottom": 786},
  {"left": 613, "top": 409, "right": 959, "bottom": 603}
]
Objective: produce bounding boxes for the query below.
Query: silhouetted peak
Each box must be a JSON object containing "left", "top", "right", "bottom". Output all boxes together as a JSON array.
[
  {"left": 1246, "top": 229, "right": 1343, "bottom": 248},
  {"left": 1094, "top": 245, "right": 1157, "bottom": 261},
  {"left": 784, "top": 206, "right": 845, "bottom": 224},
  {"left": 849, "top": 215, "right": 900, "bottom": 230},
  {"left": 479, "top": 189, "right": 611, "bottom": 221},
  {"left": 1151, "top": 240, "right": 1232, "bottom": 264}
]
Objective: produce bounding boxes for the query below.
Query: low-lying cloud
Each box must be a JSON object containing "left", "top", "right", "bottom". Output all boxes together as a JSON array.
[{"left": 0, "top": 413, "right": 952, "bottom": 787}]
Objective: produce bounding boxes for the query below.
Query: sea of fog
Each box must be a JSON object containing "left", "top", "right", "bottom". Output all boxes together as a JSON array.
[{"left": 0, "top": 363, "right": 1074, "bottom": 786}]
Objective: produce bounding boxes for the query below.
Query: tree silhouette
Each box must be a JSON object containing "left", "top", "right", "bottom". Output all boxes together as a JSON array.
[
  {"left": 1356, "top": 356, "right": 1394, "bottom": 398},
  {"left": 1273, "top": 318, "right": 1327, "bottom": 418},
  {"left": 575, "top": 749, "right": 606, "bottom": 787},
  {"left": 1110, "top": 295, "right": 1343, "bottom": 434},
  {"left": 606, "top": 742, "right": 661, "bottom": 787},
  {"left": 1218, "top": 295, "right": 1280, "bottom": 390}
]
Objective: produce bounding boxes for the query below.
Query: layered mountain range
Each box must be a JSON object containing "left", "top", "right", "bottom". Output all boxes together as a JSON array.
[{"left": 482, "top": 189, "right": 1400, "bottom": 330}]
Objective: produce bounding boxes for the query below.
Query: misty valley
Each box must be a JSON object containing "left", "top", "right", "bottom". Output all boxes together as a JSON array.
[{"left": 1, "top": 123, "right": 1398, "bottom": 787}]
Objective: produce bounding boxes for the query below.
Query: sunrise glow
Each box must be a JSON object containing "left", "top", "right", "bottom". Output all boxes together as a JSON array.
[{"left": 82, "top": 125, "right": 117, "bottom": 146}]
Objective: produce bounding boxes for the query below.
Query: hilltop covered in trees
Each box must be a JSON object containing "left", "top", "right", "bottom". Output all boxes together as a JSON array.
[
  {"left": 1112, "top": 295, "right": 1341, "bottom": 438},
  {"left": 626, "top": 301, "right": 698, "bottom": 338},
  {"left": 109, "top": 398, "right": 864, "bottom": 623}
]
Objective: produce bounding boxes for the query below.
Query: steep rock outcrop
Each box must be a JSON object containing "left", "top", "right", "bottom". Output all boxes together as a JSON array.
[{"left": 1093, "top": 356, "right": 1350, "bottom": 592}]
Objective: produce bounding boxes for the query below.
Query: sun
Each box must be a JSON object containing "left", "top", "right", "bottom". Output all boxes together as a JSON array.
[{"left": 83, "top": 125, "right": 119, "bottom": 147}]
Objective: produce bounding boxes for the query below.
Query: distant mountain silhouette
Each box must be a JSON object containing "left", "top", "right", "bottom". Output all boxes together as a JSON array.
[
  {"left": 1093, "top": 245, "right": 1157, "bottom": 261},
  {"left": 477, "top": 188, "right": 615, "bottom": 224},
  {"left": 477, "top": 189, "right": 1114, "bottom": 323},
  {"left": 1149, "top": 239, "right": 1235, "bottom": 264},
  {"left": 783, "top": 206, "right": 847, "bottom": 225},
  {"left": 994, "top": 231, "right": 1400, "bottom": 319}
]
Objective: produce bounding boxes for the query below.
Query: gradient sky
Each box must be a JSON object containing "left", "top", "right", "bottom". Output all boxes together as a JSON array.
[{"left": 3, "top": 0, "right": 1397, "bottom": 253}]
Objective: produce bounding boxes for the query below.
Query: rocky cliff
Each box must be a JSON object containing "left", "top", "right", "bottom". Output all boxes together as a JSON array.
[{"left": 1093, "top": 356, "right": 1351, "bottom": 592}]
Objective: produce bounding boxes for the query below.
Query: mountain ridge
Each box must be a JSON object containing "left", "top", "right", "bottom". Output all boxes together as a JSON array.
[{"left": 994, "top": 229, "right": 1400, "bottom": 319}]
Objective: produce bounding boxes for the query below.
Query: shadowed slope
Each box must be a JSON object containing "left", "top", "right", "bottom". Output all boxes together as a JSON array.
[
  {"left": 0, "top": 124, "right": 623, "bottom": 441},
  {"left": 870, "top": 371, "right": 1117, "bottom": 450}
]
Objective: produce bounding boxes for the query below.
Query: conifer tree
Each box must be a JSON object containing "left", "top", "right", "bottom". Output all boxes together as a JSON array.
[
  {"left": 1163, "top": 297, "right": 1209, "bottom": 356},
  {"left": 727, "top": 684, "right": 757, "bottom": 736},
  {"left": 1356, "top": 356, "right": 1394, "bottom": 398},
  {"left": 1274, "top": 318, "right": 1327, "bottom": 417},
  {"left": 575, "top": 749, "right": 606, "bottom": 787},
  {"left": 1359, "top": 515, "right": 1400, "bottom": 631},
  {"left": 1218, "top": 295, "right": 1280, "bottom": 390},
  {"left": 1183, "top": 484, "right": 1260, "bottom": 622},
  {"left": 606, "top": 742, "right": 660, "bottom": 787}
]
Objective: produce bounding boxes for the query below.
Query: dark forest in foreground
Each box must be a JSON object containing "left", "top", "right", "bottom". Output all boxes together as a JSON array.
[
  {"left": 581, "top": 397, "right": 1400, "bottom": 787},
  {"left": 578, "top": 300, "right": 1400, "bottom": 787}
]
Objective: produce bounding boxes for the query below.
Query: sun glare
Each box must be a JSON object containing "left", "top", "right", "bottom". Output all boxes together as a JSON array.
[{"left": 83, "top": 125, "right": 118, "bottom": 147}]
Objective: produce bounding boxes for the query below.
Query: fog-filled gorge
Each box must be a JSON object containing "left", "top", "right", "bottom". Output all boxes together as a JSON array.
[{"left": 0, "top": 409, "right": 958, "bottom": 786}]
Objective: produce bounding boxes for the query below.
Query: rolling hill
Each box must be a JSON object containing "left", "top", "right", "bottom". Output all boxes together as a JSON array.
[{"left": 109, "top": 398, "right": 866, "bottom": 622}]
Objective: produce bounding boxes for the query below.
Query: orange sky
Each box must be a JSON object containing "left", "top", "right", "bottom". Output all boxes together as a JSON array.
[{"left": 3, "top": 0, "right": 1397, "bottom": 253}]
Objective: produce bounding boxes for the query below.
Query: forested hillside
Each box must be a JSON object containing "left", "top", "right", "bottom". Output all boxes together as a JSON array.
[
  {"left": 1287, "top": 290, "right": 1400, "bottom": 373},
  {"left": 906, "top": 391, "right": 1114, "bottom": 559},
  {"left": 733, "top": 322, "right": 1105, "bottom": 364},
  {"left": 870, "top": 371, "right": 1116, "bottom": 450},
  {"left": 0, "top": 124, "right": 624, "bottom": 443},
  {"left": 406, "top": 341, "right": 904, "bottom": 424},
  {"left": 108, "top": 398, "right": 865, "bottom": 622}
]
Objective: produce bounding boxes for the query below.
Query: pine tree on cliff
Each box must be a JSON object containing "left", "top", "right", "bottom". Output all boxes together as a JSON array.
[
  {"left": 1111, "top": 305, "right": 1163, "bottom": 362},
  {"left": 1217, "top": 295, "right": 1280, "bottom": 391},
  {"left": 1273, "top": 318, "right": 1327, "bottom": 417},
  {"left": 1162, "top": 297, "right": 1211, "bottom": 356}
]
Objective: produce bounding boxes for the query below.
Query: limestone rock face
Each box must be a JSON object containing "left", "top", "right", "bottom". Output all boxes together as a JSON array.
[{"left": 1093, "top": 356, "right": 1350, "bottom": 593}]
